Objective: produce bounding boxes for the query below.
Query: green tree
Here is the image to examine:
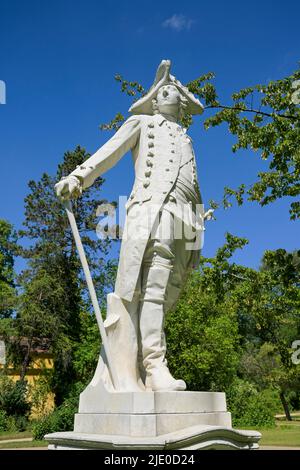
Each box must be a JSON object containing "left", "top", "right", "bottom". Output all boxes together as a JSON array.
[
  {"left": 165, "top": 234, "right": 246, "bottom": 391},
  {"left": 0, "top": 220, "right": 17, "bottom": 319},
  {"left": 13, "top": 146, "right": 117, "bottom": 403},
  {"left": 239, "top": 342, "right": 300, "bottom": 421},
  {"left": 228, "top": 248, "right": 300, "bottom": 420},
  {"left": 165, "top": 234, "right": 300, "bottom": 421},
  {"left": 201, "top": 70, "right": 300, "bottom": 219},
  {"left": 73, "top": 311, "right": 100, "bottom": 385}
]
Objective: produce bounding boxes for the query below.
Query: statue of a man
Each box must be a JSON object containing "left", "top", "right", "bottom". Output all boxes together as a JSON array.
[{"left": 55, "top": 60, "right": 207, "bottom": 392}]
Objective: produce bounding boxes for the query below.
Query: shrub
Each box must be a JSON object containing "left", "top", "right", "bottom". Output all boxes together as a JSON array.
[
  {"left": 32, "top": 407, "right": 75, "bottom": 440},
  {"left": 29, "top": 376, "right": 54, "bottom": 419},
  {"left": 32, "top": 384, "right": 82, "bottom": 440},
  {"left": 0, "top": 410, "right": 8, "bottom": 432},
  {"left": 227, "top": 379, "right": 279, "bottom": 428},
  {"left": 0, "top": 410, "right": 29, "bottom": 433},
  {"left": 32, "top": 414, "right": 56, "bottom": 440},
  {"left": 0, "top": 375, "right": 30, "bottom": 417},
  {"left": 12, "top": 415, "right": 30, "bottom": 432},
  {"left": 165, "top": 273, "right": 240, "bottom": 392},
  {"left": 0, "top": 375, "right": 30, "bottom": 430}
]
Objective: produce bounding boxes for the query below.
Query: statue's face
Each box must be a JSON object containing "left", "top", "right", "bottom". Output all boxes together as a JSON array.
[{"left": 156, "top": 85, "right": 181, "bottom": 114}]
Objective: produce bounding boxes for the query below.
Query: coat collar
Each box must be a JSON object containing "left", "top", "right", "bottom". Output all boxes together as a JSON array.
[
  {"left": 153, "top": 113, "right": 178, "bottom": 127},
  {"left": 152, "top": 114, "right": 187, "bottom": 133}
]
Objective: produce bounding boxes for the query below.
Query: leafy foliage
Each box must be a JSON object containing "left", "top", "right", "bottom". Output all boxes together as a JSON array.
[
  {"left": 202, "top": 69, "right": 300, "bottom": 219},
  {"left": 0, "top": 375, "right": 30, "bottom": 416},
  {"left": 165, "top": 272, "right": 240, "bottom": 391},
  {"left": 0, "top": 220, "right": 17, "bottom": 318},
  {"left": 73, "top": 311, "right": 100, "bottom": 384},
  {"left": 32, "top": 383, "right": 83, "bottom": 439},
  {"left": 165, "top": 233, "right": 246, "bottom": 391},
  {"left": 0, "top": 410, "right": 8, "bottom": 431},
  {"left": 166, "top": 234, "right": 299, "bottom": 421},
  {"left": 3, "top": 146, "right": 117, "bottom": 404},
  {"left": 227, "top": 379, "right": 280, "bottom": 428}
]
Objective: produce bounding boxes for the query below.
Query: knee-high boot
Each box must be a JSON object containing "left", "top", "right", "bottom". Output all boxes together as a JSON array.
[{"left": 139, "top": 261, "right": 186, "bottom": 391}]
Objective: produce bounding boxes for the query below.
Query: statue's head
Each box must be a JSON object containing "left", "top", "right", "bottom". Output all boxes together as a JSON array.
[
  {"left": 129, "top": 60, "right": 203, "bottom": 117},
  {"left": 152, "top": 84, "right": 188, "bottom": 119}
]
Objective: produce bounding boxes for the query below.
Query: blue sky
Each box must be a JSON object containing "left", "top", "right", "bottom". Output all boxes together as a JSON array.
[{"left": 0, "top": 0, "right": 299, "bottom": 271}]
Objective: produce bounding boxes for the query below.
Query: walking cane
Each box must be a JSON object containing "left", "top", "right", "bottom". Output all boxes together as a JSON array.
[{"left": 63, "top": 199, "right": 120, "bottom": 390}]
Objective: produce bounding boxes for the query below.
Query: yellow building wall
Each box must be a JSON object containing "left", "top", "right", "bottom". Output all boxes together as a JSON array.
[{"left": 0, "top": 354, "right": 55, "bottom": 419}]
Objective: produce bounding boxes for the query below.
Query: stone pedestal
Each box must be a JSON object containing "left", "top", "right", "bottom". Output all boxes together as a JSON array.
[
  {"left": 74, "top": 390, "right": 231, "bottom": 437},
  {"left": 45, "top": 386, "right": 261, "bottom": 449}
]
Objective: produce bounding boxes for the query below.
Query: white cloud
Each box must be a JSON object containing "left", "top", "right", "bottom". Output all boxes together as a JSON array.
[{"left": 162, "top": 14, "right": 195, "bottom": 32}]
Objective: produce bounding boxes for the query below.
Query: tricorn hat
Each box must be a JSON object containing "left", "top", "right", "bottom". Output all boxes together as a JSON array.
[{"left": 129, "top": 59, "right": 204, "bottom": 116}]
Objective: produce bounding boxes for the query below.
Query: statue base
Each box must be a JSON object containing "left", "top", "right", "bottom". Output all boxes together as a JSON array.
[
  {"left": 45, "top": 390, "right": 260, "bottom": 450},
  {"left": 46, "top": 425, "right": 260, "bottom": 450}
]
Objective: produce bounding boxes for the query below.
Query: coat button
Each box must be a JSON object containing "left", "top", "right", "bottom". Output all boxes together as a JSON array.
[
  {"left": 147, "top": 151, "right": 154, "bottom": 157},
  {"left": 169, "top": 159, "right": 173, "bottom": 162},
  {"left": 147, "top": 132, "right": 154, "bottom": 138},
  {"left": 148, "top": 122, "right": 154, "bottom": 128},
  {"left": 169, "top": 195, "right": 175, "bottom": 202},
  {"left": 143, "top": 180, "right": 150, "bottom": 188},
  {"left": 171, "top": 150, "right": 175, "bottom": 153},
  {"left": 165, "top": 168, "right": 170, "bottom": 172},
  {"left": 148, "top": 142, "right": 154, "bottom": 148},
  {"left": 145, "top": 170, "right": 151, "bottom": 177},
  {"left": 146, "top": 158, "right": 153, "bottom": 166}
]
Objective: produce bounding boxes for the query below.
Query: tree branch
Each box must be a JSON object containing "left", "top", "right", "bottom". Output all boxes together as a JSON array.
[{"left": 205, "top": 104, "right": 299, "bottom": 121}]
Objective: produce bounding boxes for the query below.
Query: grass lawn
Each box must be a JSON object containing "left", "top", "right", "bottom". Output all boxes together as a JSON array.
[
  {"left": 0, "top": 430, "right": 32, "bottom": 441},
  {"left": 242, "top": 415, "right": 300, "bottom": 447},
  {"left": 260, "top": 421, "right": 300, "bottom": 447},
  {"left": 0, "top": 440, "right": 46, "bottom": 449},
  {"left": 259, "top": 426, "right": 300, "bottom": 447}
]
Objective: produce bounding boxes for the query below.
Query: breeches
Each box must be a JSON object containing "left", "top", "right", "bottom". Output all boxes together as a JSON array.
[{"left": 140, "top": 208, "right": 195, "bottom": 311}]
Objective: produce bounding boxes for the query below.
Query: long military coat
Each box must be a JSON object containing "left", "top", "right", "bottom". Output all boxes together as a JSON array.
[{"left": 71, "top": 113, "right": 203, "bottom": 302}]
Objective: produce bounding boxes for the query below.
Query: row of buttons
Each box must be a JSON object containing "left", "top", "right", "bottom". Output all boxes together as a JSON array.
[
  {"left": 144, "top": 122, "right": 156, "bottom": 187},
  {"left": 161, "top": 122, "right": 178, "bottom": 193}
]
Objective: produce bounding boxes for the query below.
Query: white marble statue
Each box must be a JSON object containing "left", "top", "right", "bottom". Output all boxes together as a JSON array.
[
  {"left": 48, "top": 60, "right": 262, "bottom": 450},
  {"left": 55, "top": 60, "right": 209, "bottom": 393}
]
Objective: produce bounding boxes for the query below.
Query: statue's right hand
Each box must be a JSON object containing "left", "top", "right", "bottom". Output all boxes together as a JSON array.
[{"left": 55, "top": 175, "right": 82, "bottom": 201}]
